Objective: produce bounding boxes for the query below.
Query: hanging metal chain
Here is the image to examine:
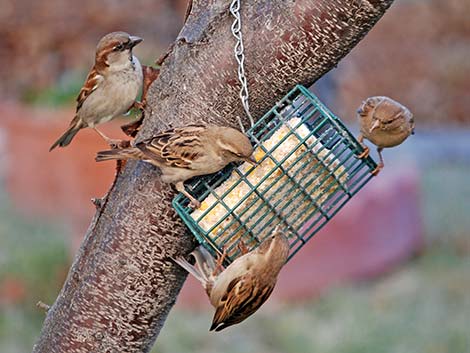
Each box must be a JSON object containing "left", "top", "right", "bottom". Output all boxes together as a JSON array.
[{"left": 230, "top": 0, "right": 254, "bottom": 131}]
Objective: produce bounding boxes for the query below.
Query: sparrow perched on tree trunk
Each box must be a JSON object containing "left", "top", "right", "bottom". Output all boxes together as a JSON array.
[
  {"left": 95, "top": 124, "right": 256, "bottom": 208},
  {"left": 49, "top": 32, "right": 144, "bottom": 151},
  {"left": 173, "top": 227, "right": 290, "bottom": 331},
  {"left": 356, "top": 96, "right": 414, "bottom": 175}
]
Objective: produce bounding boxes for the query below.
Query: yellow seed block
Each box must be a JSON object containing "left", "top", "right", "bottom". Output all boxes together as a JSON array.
[{"left": 191, "top": 118, "right": 348, "bottom": 259}]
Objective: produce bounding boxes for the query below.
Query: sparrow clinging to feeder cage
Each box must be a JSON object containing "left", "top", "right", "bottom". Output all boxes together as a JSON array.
[
  {"left": 356, "top": 96, "right": 414, "bottom": 175},
  {"left": 95, "top": 124, "right": 256, "bottom": 208},
  {"left": 173, "top": 227, "right": 290, "bottom": 331},
  {"left": 50, "top": 31, "right": 144, "bottom": 151}
]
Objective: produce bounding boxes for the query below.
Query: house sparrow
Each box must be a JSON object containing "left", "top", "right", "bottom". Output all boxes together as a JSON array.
[
  {"left": 49, "top": 31, "right": 144, "bottom": 151},
  {"left": 95, "top": 124, "right": 256, "bottom": 208},
  {"left": 173, "top": 227, "right": 290, "bottom": 331},
  {"left": 356, "top": 96, "right": 414, "bottom": 175}
]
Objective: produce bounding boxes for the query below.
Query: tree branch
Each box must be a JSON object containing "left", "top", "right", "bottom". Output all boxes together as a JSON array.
[{"left": 33, "top": 0, "right": 394, "bottom": 352}]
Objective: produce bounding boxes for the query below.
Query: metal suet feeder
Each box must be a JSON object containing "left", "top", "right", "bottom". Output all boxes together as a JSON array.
[{"left": 173, "top": 85, "right": 377, "bottom": 263}]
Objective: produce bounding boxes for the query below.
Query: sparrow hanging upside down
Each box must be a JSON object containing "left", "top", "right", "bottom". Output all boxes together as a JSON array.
[
  {"left": 356, "top": 96, "right": 414, "bottom": 175},
  {"left": 95, "top": 124, "right": 256, "bottom": 208},
  {"left": 173, "top": 227, "right": 290, "bottom": 331},
  {"left": 50, "top": 31, "right": 144, "bottom": 151}
]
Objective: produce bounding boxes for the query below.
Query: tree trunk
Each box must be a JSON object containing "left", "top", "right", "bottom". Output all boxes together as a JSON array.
[{"left": 33, "top": 0, "right": 394, "bottom": 352}]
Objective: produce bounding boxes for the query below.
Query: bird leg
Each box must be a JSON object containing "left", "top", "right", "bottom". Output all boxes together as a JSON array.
[
  {"left": 92, "top": 127, "right": 128, "bottom": 148},
  {"left": 237, "top": 240, "right": 250, "bottom": 255},
  {"left": 175, "top": 181, "right": 201, "bottom": 209},
  {"left": 213, "top": 246, "right": 228, "bottom": 275},
  {"left": 371, "top": 147, "right": 385, "bottom": 176},
  {"left": 355, "top": 133, "right": 370, "bottom": 159}
]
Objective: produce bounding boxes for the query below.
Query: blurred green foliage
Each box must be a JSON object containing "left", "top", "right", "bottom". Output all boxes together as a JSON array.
[
  {"left": 0, "top": 195, "right": 69, "bottom": 353},
  {"left": 21, "top": 71, "right": 85, "bottom": 107}
]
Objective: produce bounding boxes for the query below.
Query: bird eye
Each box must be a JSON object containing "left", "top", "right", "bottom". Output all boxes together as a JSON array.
[{"left": 114, "top": 43, "right": 124, "bottom": 51}]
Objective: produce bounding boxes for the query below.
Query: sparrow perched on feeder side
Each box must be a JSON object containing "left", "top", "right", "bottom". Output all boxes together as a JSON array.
[
  {"left": 49, "top": 31, "right": 144, "bottom": 151},
  {"left": 95, "top": 124, "right": 256, "bottom": 208},
  {"left": 173, "top": 227, "right": 290, "bottom": 331},
  {"left": 356, "top": 96, "right": 414, "bottom": 175}
]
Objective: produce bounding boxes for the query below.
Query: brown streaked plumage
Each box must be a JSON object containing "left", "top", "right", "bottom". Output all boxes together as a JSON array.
[
  {"left": 356, "top": 96, "right": 414, "bottom": 175},
  {"left": 173, "top": 227, "right": 290, "bottom": 331},
  {"left": 95, "top": 124, "right": 255, "bottom": 208},
  {"left": 49, "top": 31, "right": 144, "bottom": 151}
]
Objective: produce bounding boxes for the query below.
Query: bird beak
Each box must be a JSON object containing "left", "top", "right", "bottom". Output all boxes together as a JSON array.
[
  {"left": 369, "top": 119, "right": 381, "bottom": 133},
  {"left": 243, "top": 156, "right": 257, "bottom": 166},
  {"left": 127, "top": 36, "right": 143, "bottom": 49},
  {"left": 357, "top": 107, "right": 367, "bottom": 117}
]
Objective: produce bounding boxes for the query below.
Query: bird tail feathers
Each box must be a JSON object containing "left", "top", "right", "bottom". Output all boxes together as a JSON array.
[
  {"left": 173, "top": 256, "right": 207, "bottom": 284},
  {"left": 95, "top": 147, "right": 141, "bottom": 162},
  {"left": 49, "top": 117, "right": 84, "bottom": 151},
  {"left": 173, "top": 246, "right": 217, "bottom": 287}
]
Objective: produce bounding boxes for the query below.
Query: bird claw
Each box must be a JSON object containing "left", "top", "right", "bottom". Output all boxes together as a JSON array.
[
  {"left": 188, "top": 199, "right": 201, "bottom": 209},
  {"left": 371, "top": 163, "right": 384, "bottom": 176},
  {"left": 213, "top": 246, "right": 228, "bottom": 275},
  {"left": 356, "top": 146, "right": 370, "bottom": 159},
  {"left": 175, "top": 182, "right": 201, "bottom": 209},
  {"left": 237, "top": 240, "right": 249, "bottom": 255}
]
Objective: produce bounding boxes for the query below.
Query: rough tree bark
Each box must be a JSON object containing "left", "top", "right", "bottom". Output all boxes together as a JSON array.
[{"left": 33, "top": 0, "right": 394, "bottom": 352}]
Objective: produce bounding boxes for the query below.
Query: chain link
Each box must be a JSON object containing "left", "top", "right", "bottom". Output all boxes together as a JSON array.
[{"left": 230, "top": 0, "right": 254, "bottom": 131}]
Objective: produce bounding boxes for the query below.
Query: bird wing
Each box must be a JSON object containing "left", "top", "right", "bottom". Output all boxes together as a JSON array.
[
  {"left": 136, "top": 124, "right": 207, "bottom": 169},
  {"left": 76, "top": 67, "right": 104, "bottom": 112},
  {"left": 211, "top": 274, "right": 275, "bottom": 331}
]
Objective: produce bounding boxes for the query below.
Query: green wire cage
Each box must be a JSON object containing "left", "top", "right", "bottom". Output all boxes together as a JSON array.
[{"left": 173, "top": 85, "right": 377, "bottom": 263}]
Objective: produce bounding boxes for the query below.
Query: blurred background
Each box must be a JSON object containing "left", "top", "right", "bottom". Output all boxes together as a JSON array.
[{"left": 0, "top": 0, "right": 469, "bottom": 352}]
